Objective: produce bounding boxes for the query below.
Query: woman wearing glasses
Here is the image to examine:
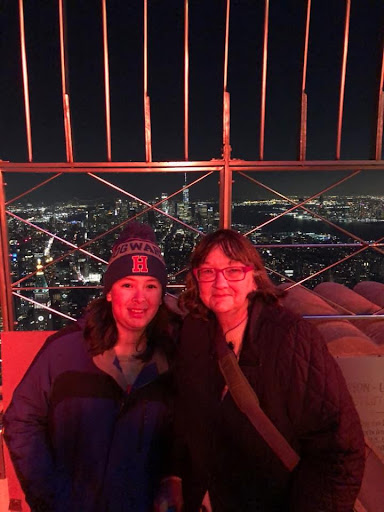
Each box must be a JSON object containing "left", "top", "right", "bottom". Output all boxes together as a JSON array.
[{"left": 175, "top": 229, "right": 365, "bottom": 512}]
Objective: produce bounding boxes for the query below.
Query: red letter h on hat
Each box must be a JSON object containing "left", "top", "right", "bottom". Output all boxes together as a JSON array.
[{"left": 132, "top": 255, "right": 149, "bottom": 273}]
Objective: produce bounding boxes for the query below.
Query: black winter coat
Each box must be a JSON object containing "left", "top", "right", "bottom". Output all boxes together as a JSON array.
[{"left": 174, "top": 298, "right": 365, "bottom": 512}]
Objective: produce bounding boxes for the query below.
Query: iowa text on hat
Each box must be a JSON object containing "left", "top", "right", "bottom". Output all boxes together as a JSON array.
[{"left": 109, "top": 239, "right": 164, "bottom": 264}]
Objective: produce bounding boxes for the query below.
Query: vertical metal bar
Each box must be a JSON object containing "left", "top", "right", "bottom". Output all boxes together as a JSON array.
[
  {"left": 223, "top": 0, "right": 230, "bottom": 92},
  {"left": 184, "top": 0, "right": 189, "bottom": 160},
  {"left": 336, "top": 0, "right": 351, "bottom": 160},
  {"left": 299, "top": 0, "right": 311, "bottom": 161},
  {"left": 63, "top": 94, "right": 74, "bottom": 163},
  {"left": 143, "top": 0, "right": 152, "bottom": 162},
  {"left": 58, "top": 0, "right": 74, "bottom": 162},
  {"left": 220, "top": 94, "right": 232, "bottom": 228},
  {"left": 143, "top": 0, "right": 148, "bottom": 99},
  {"left": 373, "top": 47, "right": 384, "bottom": 160},
  {"left": 260, "top": 0, "right": 269, "bottom": 161},
  {"left": 222, "top": 0, "right": 230, "bottom": 148},
  {"left": 220, "top": 0, "right": 232, "bottom": 229},
  {"left": 144, "top": 0, "right": 148, "bottom": 99},
  {"left": 144, "top": 96, "right": 152, "bottom": 162},
  {"left": 102, "top": 0, "right": 112, "bottom": 161},
  {"left": 0, "top": 171, "right": 15, "bottom": 331},
  {"left": 18, "top": 0, "right": 33, "bottom": 162}
]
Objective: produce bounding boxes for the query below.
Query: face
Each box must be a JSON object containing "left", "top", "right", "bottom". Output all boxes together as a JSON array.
[
  {"left": 106, "top": 275, "right": 162, "bottom": 339},
  {"left": 196, "top": 245, "right": 257, "bottom": 321}
]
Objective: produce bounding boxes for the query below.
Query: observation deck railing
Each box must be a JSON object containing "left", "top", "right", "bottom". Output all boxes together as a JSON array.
[{"left": 0, "top": 0, "right": 383, "bottom": 331}]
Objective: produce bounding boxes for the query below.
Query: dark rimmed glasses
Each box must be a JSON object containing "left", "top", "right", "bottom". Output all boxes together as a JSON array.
[{"left": 193, "top": 266, "right": 254, "bottom": 282}]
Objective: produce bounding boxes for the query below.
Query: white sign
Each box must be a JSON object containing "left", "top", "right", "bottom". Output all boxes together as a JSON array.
[{"left": 336, "top": 355, "right": 384, "bottom": 456}]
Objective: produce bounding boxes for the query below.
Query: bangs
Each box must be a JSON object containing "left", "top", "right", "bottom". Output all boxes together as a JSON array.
[{"left": 219, "top": 237, "right": 251, "bottom": 265}]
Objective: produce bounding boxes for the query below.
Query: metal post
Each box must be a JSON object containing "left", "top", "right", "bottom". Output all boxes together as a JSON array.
[
  {"left": 18, "top": 0, "right": 33, "bottom": 162},
  {"left": 336, "top": 0, "right": 351, "bottom": 160},
  {"left": 220, "top": 0, "right": 232, "bottom": 229},
  {"left": 220, "top": 92, "right": 232, "bottom": 228},
  {"left": 58, "top": 0, "right": 74, "bottom": 163},
  {"left": 144, "top": 0, "right": 152, "bottom": 162},
  {"left": 260, "top": 0, "right": 269, "bottom": 161},
  {"left": 299, "top": 0, "right": 311, "bottom": 161},
  {"left": 373, "top": 47, "right": 384, "bottom": 160},
  {"left": 102, "top": 0, "right": 112, "bottom": 161}
]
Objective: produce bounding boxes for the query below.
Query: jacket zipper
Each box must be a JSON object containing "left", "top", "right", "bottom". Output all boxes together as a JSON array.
[{"left": 138, "top": 399, "right": 148, "bottom": 452}]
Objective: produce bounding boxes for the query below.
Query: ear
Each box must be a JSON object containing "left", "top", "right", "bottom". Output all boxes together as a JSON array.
[
  {"left": 252, "top": 272, "right": 259, "bottom": 291},
  {"left": 106, "top": 292, "right": 112, "bottom": 302}
]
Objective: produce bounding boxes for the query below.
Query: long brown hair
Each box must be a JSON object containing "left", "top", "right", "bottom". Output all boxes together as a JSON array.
[
  {"left": 83, "top": 296, "right": 177, "bottom": 360},
  {"left": 179, "top": 229, "right": 284, "bottom": 318}
]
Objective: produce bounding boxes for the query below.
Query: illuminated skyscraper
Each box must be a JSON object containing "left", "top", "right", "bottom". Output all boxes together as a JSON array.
[
  {"left": 161, "top": 192, "right": 169, "bottom": 214},
  {"left": 183, "top": 172, "right": 189, "bottom": 204}
]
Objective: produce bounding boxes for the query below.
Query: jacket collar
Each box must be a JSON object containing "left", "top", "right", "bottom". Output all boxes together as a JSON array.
[{"left": 92, "top": 348, "right": 169, "bottom": 392}]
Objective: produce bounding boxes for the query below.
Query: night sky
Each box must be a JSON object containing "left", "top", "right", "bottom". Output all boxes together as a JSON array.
[{"left": 0, "top": 0, "right": 384, "bottom": 201}]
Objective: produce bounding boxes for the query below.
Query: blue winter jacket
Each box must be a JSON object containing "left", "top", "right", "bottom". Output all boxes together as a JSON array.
[{"left": 3, "top": 324, "right": 174, "bottom": 512}]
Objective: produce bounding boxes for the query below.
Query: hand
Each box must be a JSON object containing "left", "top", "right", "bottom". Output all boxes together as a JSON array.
[{"left": 154, "top": 476, "right": 183, "bottom": 512}]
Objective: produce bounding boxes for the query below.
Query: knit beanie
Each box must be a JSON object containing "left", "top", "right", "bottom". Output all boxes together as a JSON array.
[{"left": 103, "top": 222, "right": 167, "bottom": 295}]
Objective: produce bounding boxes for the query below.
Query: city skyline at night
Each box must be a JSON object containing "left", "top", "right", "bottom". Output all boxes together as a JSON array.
[{"left": 8, "top": 192, "right": 384, "bottom": 330}]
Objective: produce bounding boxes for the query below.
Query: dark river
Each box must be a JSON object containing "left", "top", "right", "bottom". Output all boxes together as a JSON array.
[{"left": 233, "top": 207, "right": 384, "bottom": 241}]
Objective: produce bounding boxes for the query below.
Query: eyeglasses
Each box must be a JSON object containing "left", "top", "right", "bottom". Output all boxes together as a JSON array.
[{"left": 193, "top": 266, "right": 254, "bottom": 282}]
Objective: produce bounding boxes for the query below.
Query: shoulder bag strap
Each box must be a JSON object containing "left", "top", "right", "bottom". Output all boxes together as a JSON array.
[{"left": 215, "top": 326, "right": 300, "bottom": 472}]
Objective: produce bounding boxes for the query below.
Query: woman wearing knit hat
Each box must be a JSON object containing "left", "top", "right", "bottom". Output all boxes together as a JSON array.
[{"left": 4, "top": 222, "right": 183, "bottom": 512}]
